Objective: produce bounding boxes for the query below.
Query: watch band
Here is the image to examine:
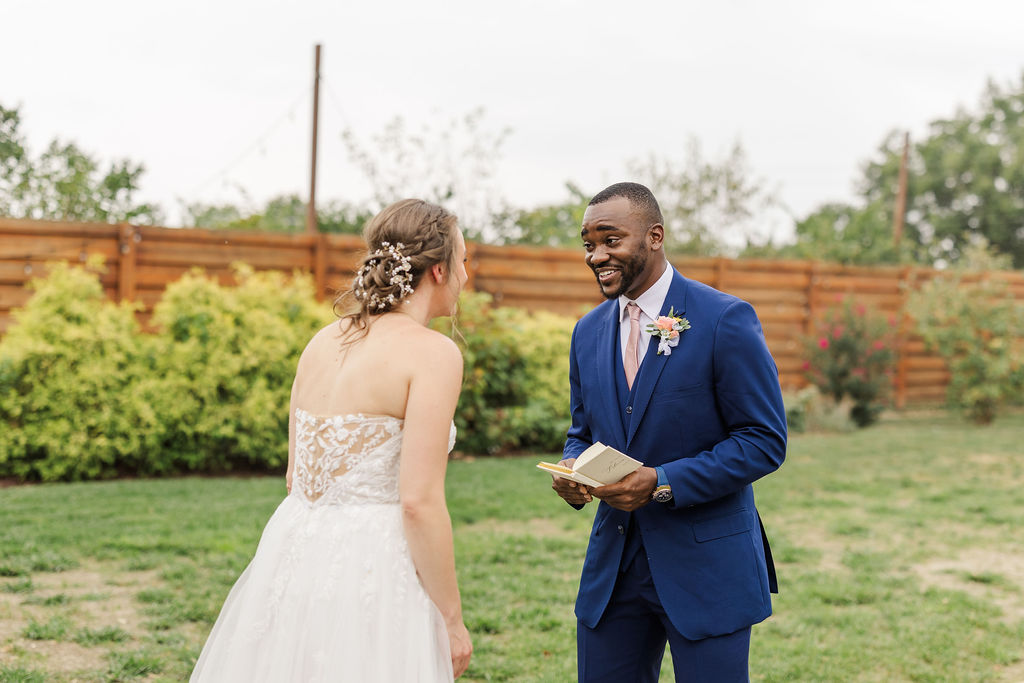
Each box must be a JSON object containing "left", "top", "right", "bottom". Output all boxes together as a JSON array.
[{"left": 652, "top": 484, "right": 673, "bottom": 503}]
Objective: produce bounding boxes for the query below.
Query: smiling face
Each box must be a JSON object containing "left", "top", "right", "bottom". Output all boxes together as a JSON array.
[{"left": 581, "top": 196, "right": 666, "bottom": 300}]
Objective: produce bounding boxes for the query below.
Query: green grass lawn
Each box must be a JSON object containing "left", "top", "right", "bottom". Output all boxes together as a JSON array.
[{"left": 1, "top": 411, "right": 1023, "bottom": 682}]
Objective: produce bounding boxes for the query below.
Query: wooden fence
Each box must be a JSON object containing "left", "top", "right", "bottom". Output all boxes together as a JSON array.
[{"left": 3, "top": 218, "right": 1024, "bottom": 407}]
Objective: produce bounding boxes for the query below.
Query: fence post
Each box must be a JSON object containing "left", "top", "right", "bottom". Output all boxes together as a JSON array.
[
  {"left": 117, "top": 223, "right": 137, "bottom": 303},
  {"left": 713, "top": 257, "right": 727, "bottom": 291},
  {"left": 895, "top": 266, "right": 914, "bottom": 409},
  {"left": 313, "top": 233, "right": 327, "bottom": 301},
  {"left": 465, "top": 241, "right": 480, "bottom": 292},
  {"left": 804, "top": 261, "right": 818, "bottom": 337}
]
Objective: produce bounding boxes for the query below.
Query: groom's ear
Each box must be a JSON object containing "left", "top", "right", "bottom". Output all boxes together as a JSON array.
[{"left": 648, "top": 223, "right": 665, "bottom": 252}]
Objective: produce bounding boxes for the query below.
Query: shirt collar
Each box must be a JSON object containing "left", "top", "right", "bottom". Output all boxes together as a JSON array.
[{"left": 618, "top": 262, "right": 673, "bottom": 322}]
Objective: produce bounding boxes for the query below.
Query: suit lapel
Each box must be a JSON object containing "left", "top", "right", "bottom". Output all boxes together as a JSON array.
[
  {"left": 626, "top": 271, "right": 689, "bottom": 448},
  {"left": 595, "top": 301, "right": 627, "bottom": 449}
]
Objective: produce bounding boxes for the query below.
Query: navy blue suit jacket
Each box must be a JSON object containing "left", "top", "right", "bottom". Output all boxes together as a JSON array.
[{"left": 564, "top": 269, "right": 786, "bottom": 640}]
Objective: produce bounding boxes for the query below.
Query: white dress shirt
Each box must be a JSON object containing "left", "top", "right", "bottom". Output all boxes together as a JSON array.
[{"left": 618, "top": 263, "right": 674, "bottom": 371}]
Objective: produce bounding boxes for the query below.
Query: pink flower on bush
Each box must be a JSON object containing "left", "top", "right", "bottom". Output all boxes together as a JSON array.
[
  {"left": 855, "top": 304, "right": 866, "bottom": 316},
  {"left": 832, "top": 325, "right": 845, "bottom": 339},
  {"left": 872, "top": 341, "right": 886, "bottom": 351},
  {"left": 801, "top": 360, "right": 811, "bottom": 371},
  {"left": 818, "top": 338, "right": 829, "bottom": 349}
]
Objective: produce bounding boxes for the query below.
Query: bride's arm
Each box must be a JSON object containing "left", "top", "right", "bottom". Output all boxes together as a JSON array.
[
  {"left": 399, "top": 333, "right": 472, "bottom": 677},
  {"left": 286, "top": 375, "right": 297, "bottom": 493}
]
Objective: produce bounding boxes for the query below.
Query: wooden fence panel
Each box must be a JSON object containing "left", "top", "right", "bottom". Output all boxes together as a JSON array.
[{"left": 4, "top": 218, "right": 1023, "bottom": 407}]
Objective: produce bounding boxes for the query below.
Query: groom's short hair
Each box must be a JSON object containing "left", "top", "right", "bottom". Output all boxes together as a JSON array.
[{"left": 589, "top": 182, "right": 664, "bottom": 226}]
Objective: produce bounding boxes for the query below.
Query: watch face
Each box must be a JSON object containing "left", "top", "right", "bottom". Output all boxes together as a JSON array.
[{"left": 653, "top": 489, "right": 673, "bottom": 503}]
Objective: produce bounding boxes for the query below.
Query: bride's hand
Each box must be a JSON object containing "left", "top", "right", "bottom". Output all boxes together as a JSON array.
[{"left": 447, "top": 620, "right": 472, "bottom": 678}]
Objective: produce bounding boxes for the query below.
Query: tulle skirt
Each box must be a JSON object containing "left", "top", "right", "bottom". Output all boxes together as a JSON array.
[{"left": 191, "top": 496, "right": 453, "bottom": 682}]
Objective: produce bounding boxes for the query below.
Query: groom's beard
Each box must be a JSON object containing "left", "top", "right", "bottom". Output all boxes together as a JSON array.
[{"left": 592, "top": 245, "right": 649, "bottom": 300}]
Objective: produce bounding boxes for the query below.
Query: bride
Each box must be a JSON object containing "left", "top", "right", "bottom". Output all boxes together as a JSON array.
[{"left": 191, "top": 199, "right": 473, "bottom": 681}]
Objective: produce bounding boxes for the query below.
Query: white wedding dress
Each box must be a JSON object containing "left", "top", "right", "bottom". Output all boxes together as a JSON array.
[{"left": 191, "top": 408, "right": 455, "bottom": 682}]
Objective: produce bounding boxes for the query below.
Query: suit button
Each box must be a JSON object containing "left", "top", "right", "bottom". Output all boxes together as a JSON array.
[
  {"left": 625, "top": 406, "right": 632, "bottom": 414},
  {"left": 617, "top": 525, "right": 625, "bottom": 535}
]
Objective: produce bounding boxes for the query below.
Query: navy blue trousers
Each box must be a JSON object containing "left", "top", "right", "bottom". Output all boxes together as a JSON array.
[{"left": 577, "top": 548, "right": 751, "bottom": 682}]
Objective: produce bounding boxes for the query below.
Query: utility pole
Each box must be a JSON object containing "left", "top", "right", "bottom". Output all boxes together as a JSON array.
[
  {"left": 306, "top": 43, "right": 322, "bottom": 235},
  {"left": 893, "top": 132, "right": 909, "bottom": 248}
]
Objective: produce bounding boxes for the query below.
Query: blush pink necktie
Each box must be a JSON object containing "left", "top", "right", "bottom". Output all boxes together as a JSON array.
[{"left": 624, "top": 302, "right": 642, "bottom": 389}]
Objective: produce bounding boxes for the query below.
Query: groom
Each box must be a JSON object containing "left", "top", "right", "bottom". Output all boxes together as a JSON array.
[{"left": 552, "top": 182, "right": 786, "bottom": 682}]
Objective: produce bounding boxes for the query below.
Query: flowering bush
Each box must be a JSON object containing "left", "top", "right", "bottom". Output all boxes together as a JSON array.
[
  {"left": 802, "top": 297, "right": 897, "bottom": 427},
  {"left": 906, "top": 271, "right": 1024, "bottom": 424}
]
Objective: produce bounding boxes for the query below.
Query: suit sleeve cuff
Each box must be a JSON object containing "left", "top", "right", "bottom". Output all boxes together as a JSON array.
[{"left": 655, "top": 466, "right": 669, "bottom": 488}]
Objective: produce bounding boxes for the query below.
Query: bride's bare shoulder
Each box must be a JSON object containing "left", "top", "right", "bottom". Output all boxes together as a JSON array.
[
  {"left": 301, "top": 320, "right": 347, "bottom": 350},
  {"left": 403, "top": 325, "right": 463, "bottom": 367}
]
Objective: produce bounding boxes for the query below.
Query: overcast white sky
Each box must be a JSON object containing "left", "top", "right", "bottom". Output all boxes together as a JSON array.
[{"left": 4, "top": 0, "right": 1024, "bottom": 242}]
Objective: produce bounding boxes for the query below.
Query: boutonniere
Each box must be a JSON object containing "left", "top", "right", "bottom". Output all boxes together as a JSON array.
[{"left": 645, "top": 307, "right": 691, "bottom": 356}]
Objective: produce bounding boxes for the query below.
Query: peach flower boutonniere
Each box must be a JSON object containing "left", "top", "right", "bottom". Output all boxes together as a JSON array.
[{"left": 645, "top": 307, "right": 691, "bottom": 356}]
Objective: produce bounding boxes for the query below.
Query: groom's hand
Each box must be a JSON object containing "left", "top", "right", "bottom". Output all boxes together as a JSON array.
[
  {"left": 550, "top": 458, "right": 593, "bottom": 506},
  {"left": 591, "top": 467, "right": 659, "bottom": 511}
]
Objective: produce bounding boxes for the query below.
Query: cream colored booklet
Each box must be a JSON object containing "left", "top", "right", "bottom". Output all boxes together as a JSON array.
[{"left": 537, "top": 442, "right": 642, "bottom": 487}]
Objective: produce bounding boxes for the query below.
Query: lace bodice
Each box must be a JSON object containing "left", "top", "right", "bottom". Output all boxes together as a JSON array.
[{"left": 291, "top": 408, "right": 456, "bottom": 506}]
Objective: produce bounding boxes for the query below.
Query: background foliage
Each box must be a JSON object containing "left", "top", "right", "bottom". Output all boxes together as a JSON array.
[
  {"left": 0, "top": 260, "right": 165, "bottom": 480},
  {"left": 150, "top": 265, "right": 328, "bottom": 471},
  {"left": 0, "top": 266, "right": 575, "bottom": 481},
  {"left": 434, "top": 293, "right": 572, "bottom": 455},
  {"left": 906, "top": 247, "right": 1024, "bottom": 423},
  {"left": 759, "top": 74, "right": 1024, "bottom": 268},
  {"left": 802, "top": 297, "right": 897, "bottom": 427},
  {"left": 0, "top": 105, "right": 159, "bottom": 224}
]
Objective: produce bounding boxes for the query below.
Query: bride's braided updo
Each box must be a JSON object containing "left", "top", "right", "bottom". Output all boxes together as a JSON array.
[{"left": 335, "top": 199, "right": 459, "bottom": 334}]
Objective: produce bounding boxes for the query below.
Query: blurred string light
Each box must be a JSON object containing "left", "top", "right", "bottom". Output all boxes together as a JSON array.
[{"left": 321, "top": 73, "right": 355, "bottom": 132}]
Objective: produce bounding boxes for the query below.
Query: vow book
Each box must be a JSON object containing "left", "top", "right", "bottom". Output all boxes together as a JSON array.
[{"left": 537, "top": 442, "right": 642, "bottom": 487}]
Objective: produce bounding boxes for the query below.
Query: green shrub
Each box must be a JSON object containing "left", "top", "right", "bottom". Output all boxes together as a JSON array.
[
  {"left": 802, "top": 297, "right": 897, "bottom": 427},
  {"left": 434, "top": 292, "right": 530, "bottom": 454},
  {"left": 907, "top": 270, "right": 1024, "bottom": 424},
  {"left": 499, "top": 308, "right": 573, "bottom": 451},
  {"left": 0, "top": 261, "right": 166, "bottom": 481},
  {"left": 150, "top": 264, "right": 328, "bottom": 471},
  {"left": 435, "top": 293, "right": 574, "bottom": 454},
  {"left": 0, "top": 265, "right": 576, "bottom": 478},
  {"left": 0, "top": 262, "right": 328, "bottom": 480}
]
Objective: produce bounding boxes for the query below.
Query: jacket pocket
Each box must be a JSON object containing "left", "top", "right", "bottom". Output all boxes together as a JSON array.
[{"left": 692, "top": 510, "right": 752, "bottom": 542}]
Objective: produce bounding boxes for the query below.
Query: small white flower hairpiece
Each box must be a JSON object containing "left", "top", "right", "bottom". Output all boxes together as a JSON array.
[{"left": 354, "top": 241, "right": 415, "bottom": 311}]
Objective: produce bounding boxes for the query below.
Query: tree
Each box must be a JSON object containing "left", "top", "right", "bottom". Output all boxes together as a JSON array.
[
  {"left": 183, "top": 195, "right": 369, "bottom": 234},
  {"left": 745, "top": 200, "right": 909, "bottom": 265},
  {"left": 860, "top": 75, "right": 1024, "bottom": 268},
  {"left": 490, "top": 183, "right": 588, "bottom": 248},
  {"left": 627, "top": 138, "right": 780, "bottom": 256},
  {"left": 0, "top": 104, "right": 160, "bottom": 224},
  {"left": 341, "top": 108, "right": 510, "bottom": 241}
]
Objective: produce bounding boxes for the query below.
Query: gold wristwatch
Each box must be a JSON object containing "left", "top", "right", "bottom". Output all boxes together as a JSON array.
[{"left": 652, "top": 484, "right": 673, "bottom": 503}]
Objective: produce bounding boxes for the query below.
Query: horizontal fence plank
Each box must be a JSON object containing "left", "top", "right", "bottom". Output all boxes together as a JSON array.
[
  {"left": 722, "top": 270, "right": 811, "bottom": 290},
  {"left": 137, "top": 241, "right": 311, "bottom": 269},
  {"left": 0, "top": 235, "right": 120, "bottom": 262},
  {"left": 0, "top": 218, "right": 120, "bottom": 238},
  {"left": 3, "top": 219, "right": 1023, "bottom": 407}
]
